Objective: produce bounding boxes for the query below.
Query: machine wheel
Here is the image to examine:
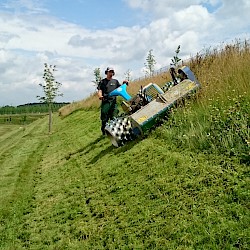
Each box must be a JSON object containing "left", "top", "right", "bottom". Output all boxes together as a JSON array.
[{"left": 105, "top": 117, "right": 133, "bottom": 147}]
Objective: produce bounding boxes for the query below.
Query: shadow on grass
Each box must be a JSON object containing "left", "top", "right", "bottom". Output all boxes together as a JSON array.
[
  {"left": 88, "top": 136, "right": 143, "bottom": 164},
  {"left": 88, "top": 145, "right": 114, "bottom": 164},
  {"left": 115, "top": 138, "right": 141, "bottom": 153},
  {"left": 64, "top": 134, "right": 142, "bottom": 163},
  {"left": 87, "top": 136, "right": 142, "bottom": 164},
  {"left": 64, "top": 135, "right": 105, "bottom": 160}
]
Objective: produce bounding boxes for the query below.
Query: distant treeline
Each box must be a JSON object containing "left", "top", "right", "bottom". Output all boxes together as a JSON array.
[{"left": 0, "top": 102, "right": 70, "bottom": 115}]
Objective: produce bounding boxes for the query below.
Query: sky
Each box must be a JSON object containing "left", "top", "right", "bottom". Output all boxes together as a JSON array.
[{"left": 0, "top": 0, "right": 249, "bottom": 106}]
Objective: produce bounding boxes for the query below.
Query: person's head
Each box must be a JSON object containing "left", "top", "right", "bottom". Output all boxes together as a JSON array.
[{"left": 105, "top": 67, "right": 115, "bottom": 79}]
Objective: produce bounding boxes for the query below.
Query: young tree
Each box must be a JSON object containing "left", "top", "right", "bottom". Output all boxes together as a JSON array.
[
  {"left": 124, "top": 69, "right": 132, "bottom": 81},
  {"left": 169, "top": 45, "right": 182, "bottom": 86},
  {"left": 92, "top": 67, "right": 102, "bottom": 87},
  {"left": 171, "top": 45, "right": 181, "bottom": 67},
  {"left": 37, "top": 63, "right": 63, "bottom": 133},
  {"left": 144, "top": 49, "right": 156, "bottom": 77}
]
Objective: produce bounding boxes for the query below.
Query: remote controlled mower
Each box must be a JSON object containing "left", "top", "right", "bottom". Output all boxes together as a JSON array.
[{"left": 104, "top": 66, "right": 201, "bottom": 147}]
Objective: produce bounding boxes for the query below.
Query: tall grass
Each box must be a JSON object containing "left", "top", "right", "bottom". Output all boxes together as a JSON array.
[
  {"left": 189, "top": 39, "right": 250, "bottom": 103},
  {"left": 60, "top": 40, "right": 250, "bottom": 117},
  {"left": 58, "top": 93, "right": 99, "bottom": 117},
  {"left": 154, "top": 39, "right": 250, "bottom": 163}
]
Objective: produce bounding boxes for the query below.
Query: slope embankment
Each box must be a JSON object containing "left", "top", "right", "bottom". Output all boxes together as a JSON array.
[
  {"left": 1, "top": 40, "right": 250, "bottom": 249},
  {"left": 0, "top": 108, "right": 249, "bottom": 249}
]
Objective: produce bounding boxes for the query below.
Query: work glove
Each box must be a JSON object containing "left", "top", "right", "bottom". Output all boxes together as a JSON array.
[{"left": 122, "top": 80, "right": 129, "bottom": 85}]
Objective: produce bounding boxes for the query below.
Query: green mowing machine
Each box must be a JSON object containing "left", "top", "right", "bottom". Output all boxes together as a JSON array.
[{"left": 105, "top": 66, "right": 201, "bottom": 147}]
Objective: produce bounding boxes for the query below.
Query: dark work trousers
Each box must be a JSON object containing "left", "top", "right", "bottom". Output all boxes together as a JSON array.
[{"left": 100, "top": 99, "right": 119, "bottom": 134}]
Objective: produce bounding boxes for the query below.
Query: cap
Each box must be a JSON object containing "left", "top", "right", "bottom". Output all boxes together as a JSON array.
[
  {"left": 105, "top": 67, "right": 115, "bottom": 74},
  {"left": 107, "top": 67, "right": 114, "bottom": 71}
]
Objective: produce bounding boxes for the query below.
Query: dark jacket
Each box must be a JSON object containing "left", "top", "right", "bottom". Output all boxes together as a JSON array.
[{"left": 97, "top": 78, "right": 121, "bottom": 102}]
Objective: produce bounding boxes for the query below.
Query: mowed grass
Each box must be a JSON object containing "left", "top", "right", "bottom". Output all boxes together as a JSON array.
[
  {"left": 0, "top": 124, "right": 21, "bottom": 136},
  {"left": 1, "top": 40, "right": 250, "bottom": 249},
  {"left": 0, "top": 109, "right": 249, "bottom": 249}
]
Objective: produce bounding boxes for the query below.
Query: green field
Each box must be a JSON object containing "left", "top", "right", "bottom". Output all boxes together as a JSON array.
[
  {"left": 0, "top": 42, "right": 250, "bottom": 249},
  {"left": 0, "top": 114, "right": 47, "bottom": 125}
]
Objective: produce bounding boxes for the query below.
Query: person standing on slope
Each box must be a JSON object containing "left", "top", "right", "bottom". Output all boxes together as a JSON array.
[{"left": 97, "top": 67, "right": 128, "bottom": 135}]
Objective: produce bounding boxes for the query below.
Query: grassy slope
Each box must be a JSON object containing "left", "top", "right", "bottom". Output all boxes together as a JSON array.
[
  {"left": 1, "top": 42, "right": 250, "bottom": 249},
  {"left": 0, "top": 109, "right": 249, "bottom": 249}
]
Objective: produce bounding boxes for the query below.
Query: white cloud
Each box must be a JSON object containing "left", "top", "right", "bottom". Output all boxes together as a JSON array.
[
  {"left": 125, "top": 0, "right": 216, "bottom": 16},
  {"left": 0, "top": 0, "right": 249, "bottom": 106},
  {"left": 215, "top": 0, "right": 250, "bottom": 30}
]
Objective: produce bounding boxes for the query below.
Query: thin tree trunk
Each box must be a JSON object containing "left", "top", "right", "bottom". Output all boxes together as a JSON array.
[{"left": 48, "top": 104, "right": 52, "bottom": 133}]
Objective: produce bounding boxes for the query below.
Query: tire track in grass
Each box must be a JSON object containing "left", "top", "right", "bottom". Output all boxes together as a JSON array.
[
  {"left": 0, "top": 118, "right": 48, "bottom": 203},
  {"left": 20, "top": 145, "right": 113, "bottom": 248},
  {"left": 0, "top": 124, "right": 20, "bottom": 137},
  {"left": 0, "top": 117, "right": 50, "bottom": 248},
  {"left": 0, "top": 118, "right": 47, "bottom": 165},
  {"left": 0, "top": 126, "right": 26, "bottom": 159},
  {"left": 10, "top": 110, "right": 112, "bottom": 248}
]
